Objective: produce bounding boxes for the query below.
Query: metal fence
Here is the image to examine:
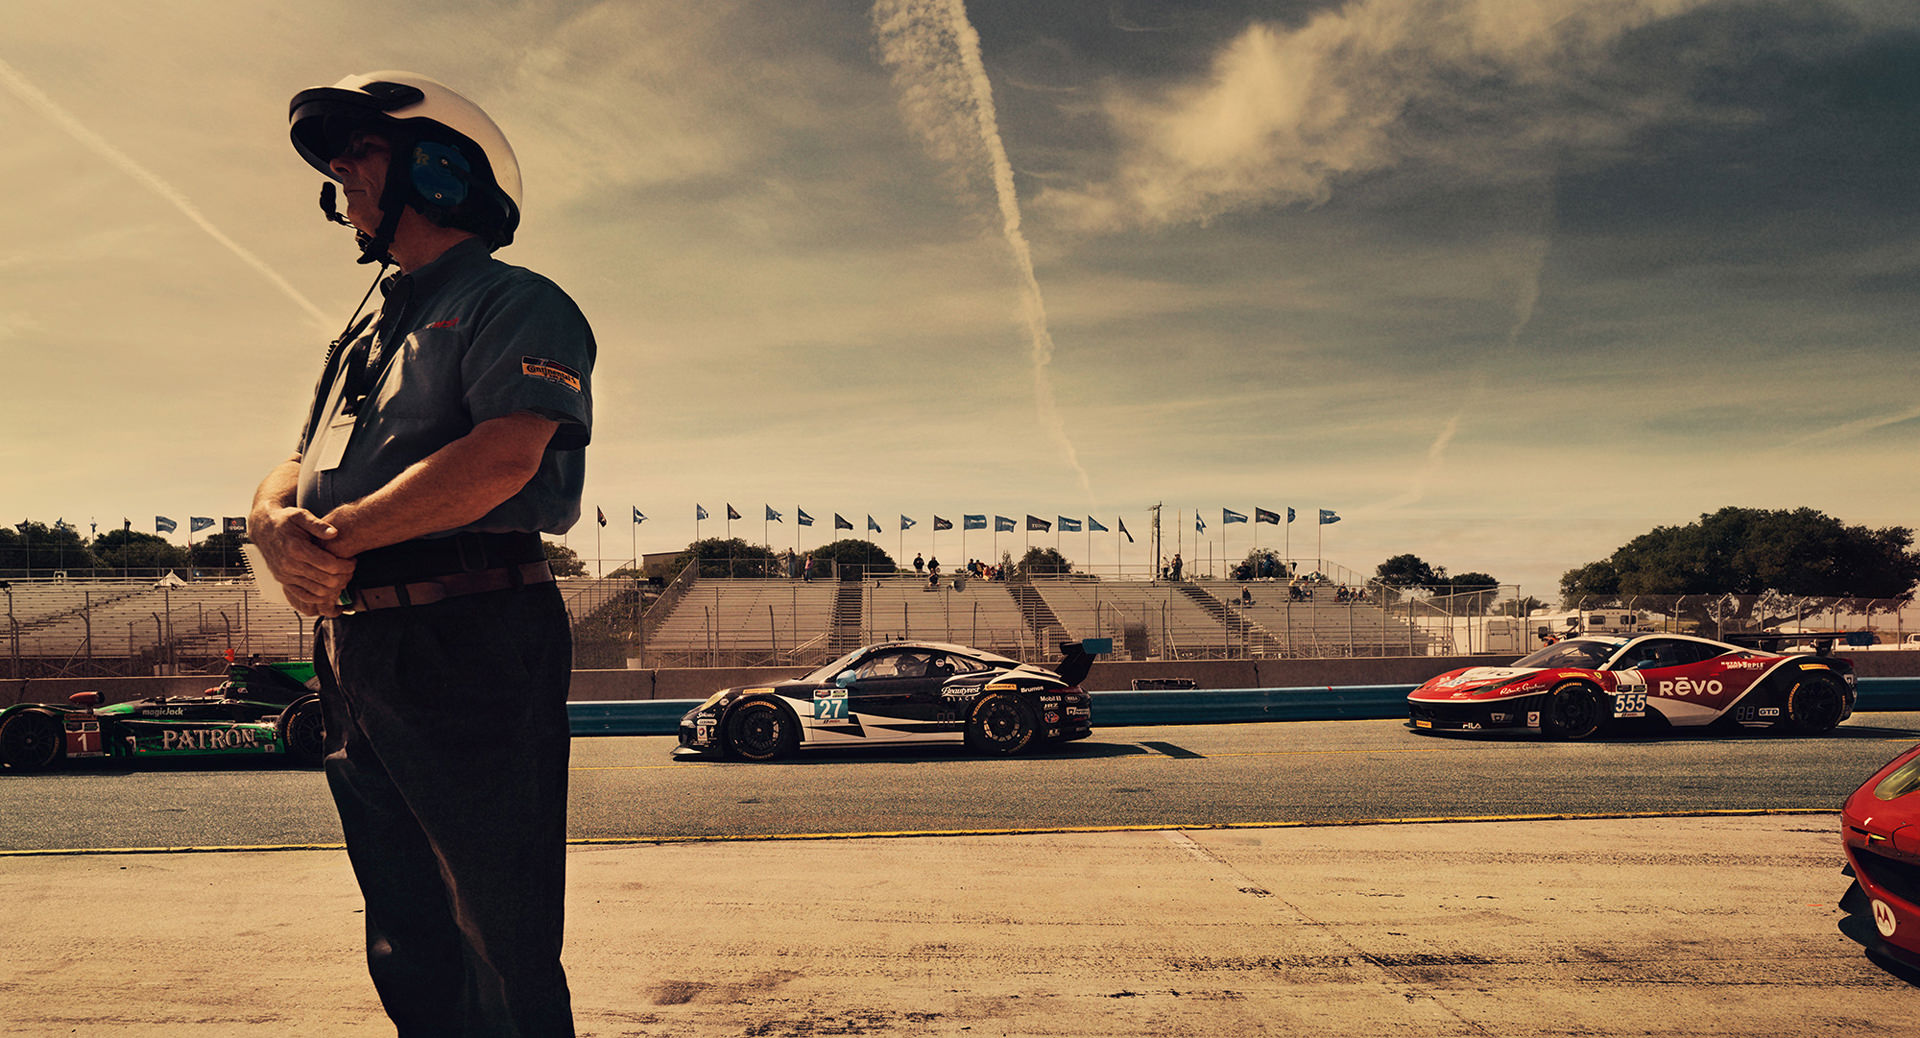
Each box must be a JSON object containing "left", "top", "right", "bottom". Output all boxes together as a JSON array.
[{"left": 5, "top": 570, "right": 1912, "bottom": 680}]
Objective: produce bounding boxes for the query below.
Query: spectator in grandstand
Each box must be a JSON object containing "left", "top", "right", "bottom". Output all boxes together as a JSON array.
[
  {"left": 927, "top": 556, "right": 941, "bottom": 588},
  {"left": 1171, "top": 553, "right": 1183, "bottom": 581},
  {"left": 914, "top": 552, "right": 925, "bottom": 575},
  {"left": 803, "top": 554, "right": 814, "bottom": 582},
  {"left": 248, "top": 72, "right": 590, "bottom": 1037}
]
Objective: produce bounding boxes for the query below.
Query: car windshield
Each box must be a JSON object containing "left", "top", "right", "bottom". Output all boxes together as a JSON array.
[{"left": 1512, "top": 639, "right": 1620, "bottom": 669}]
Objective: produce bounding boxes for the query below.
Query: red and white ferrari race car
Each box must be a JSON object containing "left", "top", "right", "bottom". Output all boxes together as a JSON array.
[{"left": 1407, "top": 632, "right": 1855, "bottom": 739}]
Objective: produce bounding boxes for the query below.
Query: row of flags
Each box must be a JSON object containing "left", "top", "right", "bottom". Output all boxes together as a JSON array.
[
  {"left": 1198, "top": 508, "right": 1340, "bottom": 532},
  {"left": 147, "top": 517, "right": 245, "bottom": 535},
  {"left": 594, "top": 504, "right": 1345, "bottom": 540}
]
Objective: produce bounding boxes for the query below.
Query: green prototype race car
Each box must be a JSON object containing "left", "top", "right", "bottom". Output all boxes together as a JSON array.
[{"left": 0, "top": 660, "right": 325, "bottom": 773}]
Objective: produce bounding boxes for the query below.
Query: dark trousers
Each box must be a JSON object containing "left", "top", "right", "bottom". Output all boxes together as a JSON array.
[{"left": 315, "top": 583, "right": 575, "bottom": 1037}]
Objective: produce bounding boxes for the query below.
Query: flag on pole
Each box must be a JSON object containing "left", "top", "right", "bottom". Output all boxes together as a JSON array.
[
  {"left": 696, "top": 504, "right": 709, "bottom": 520},
  {"left": 868, "top": 515, "right": 882, "bottom": 533},
  {"left": 597, "top": 507, "right": 607, "bottom": 527},
  {"left": 900, "top": 515, "right": 916, "bottom": 530},
  {"left": 223, "top": 517, "right": 246, "bottom": 533},
  {"left": 963, "top": 514, "right": 987, "bottom": 531},
  {"left": 933, "top": 516, "right": 953, "bottom": 531},
  {"left": 155, "top": 516, "right": 177, "bottom": 533},
  {"left": 1255, "top": 507, "right": 1281, "bottom": 525},
  {"left": 765, "top": 505, "right": 782, "bottom": 522},
  {"left": 1118, "top": 517, "right": 1134, "bottom": 543},
  {"left": 633, "top": 507, "right": 647, "bottom": 524},
  {"left": 1319, "top": 509, "right": 1342, "bottom": 525},
  {"left": 726, "top": 504, "right": 741, "bottom": 521},
  {"left": 994, "top": 515, "right": 1016, "bottom": 532},
  {"left": 1287, "top": 507, "right": 1297, "bottom": 523},
  {"left": 190, "top": 516, "right": 214, "bottom": 533},
  {"left": 797, "top": 508, "right": 814, "bottom": 527},
  {"left": 1223, "top": 508, "right": 1248, "bottom": 524},
  {"left": 1057, "top": 516, "right": 1082, "bottom": 533},
  {"left": 1087, "top": 517, "right": 1108, "bottom": 533},
  {"left": 1026, "top": 515, "right": 1051, "bottom": 532},
  {"left": 122, "top": 518, "right": 131, "bottom": 532},
  {"left": 834, "top": 513, "right": 854, "bottom": 531},
  {"left": 1195, "top": 513, "right": 1207, "bottom": 533}
]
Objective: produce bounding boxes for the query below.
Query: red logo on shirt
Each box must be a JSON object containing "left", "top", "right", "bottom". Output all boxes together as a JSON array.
[{"left": 426, "top": 318, "right": 460, "bottom": 330}]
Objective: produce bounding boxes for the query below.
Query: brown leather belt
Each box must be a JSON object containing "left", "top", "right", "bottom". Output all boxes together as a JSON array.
[{"left": 340, "top": 561, "right": 554, "bottom": 614}]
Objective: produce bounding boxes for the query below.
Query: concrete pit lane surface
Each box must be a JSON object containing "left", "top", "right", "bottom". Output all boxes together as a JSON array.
[{"left": 0, "top": 814, "right": 1909, "bottom": 1036}]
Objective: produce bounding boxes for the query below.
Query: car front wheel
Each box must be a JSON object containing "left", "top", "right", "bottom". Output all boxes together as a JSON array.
[
  {"left": 0, "top": 710, "right": 65, "bottom": 772},
  {"left": 725, "top": 700, "right": 797, "bottom": 762},
  {"left": 966, "top": 693, "right": 1037, "bottom": 756},
  {"left": 1540, "top": 681, "right": 1605, "bottom": 741}
]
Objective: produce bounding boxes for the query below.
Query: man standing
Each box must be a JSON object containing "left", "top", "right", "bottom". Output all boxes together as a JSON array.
[{"left": 249, "top": 71, "right": 594, "bottom": 1036}]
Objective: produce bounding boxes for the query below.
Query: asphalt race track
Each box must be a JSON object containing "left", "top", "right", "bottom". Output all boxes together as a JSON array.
[{"left": 4, "top": 712, "right": 1918, "bottom": 853}]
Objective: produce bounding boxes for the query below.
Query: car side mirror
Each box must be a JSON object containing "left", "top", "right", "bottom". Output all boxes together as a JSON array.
[{"left": 835, "top": 670, "right": 857, "bottom": 688}]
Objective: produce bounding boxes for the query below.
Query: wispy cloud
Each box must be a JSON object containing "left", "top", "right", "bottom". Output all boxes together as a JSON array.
[
  {"left": 1040, "top": 0, "right": 1710, "bottom": 231},
  {"left": 0, "top": 57, "right": 331, "bottom": 330},
  {"left": 872, "top": 0, "right": 1095, "bottom": 500}
]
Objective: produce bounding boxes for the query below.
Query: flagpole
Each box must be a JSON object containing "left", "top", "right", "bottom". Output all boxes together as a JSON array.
[{"left": 596, "top": 517, "right": 602, "bottom": 577}]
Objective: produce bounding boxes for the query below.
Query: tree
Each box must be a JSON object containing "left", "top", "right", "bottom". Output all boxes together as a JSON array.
[
  {"left": 1, "top": 520, "right": 99, "bottom": 575},
  {"left": 92, "top": 529, "right": 187, "bottom": 574},
  {"left": 804, "top": 539, "right": 896, "bottom": 577},
  {"left": 1495, "top": 595, "right": 1547, "bottom": 618},
  {"left": 1561, "top": 507, "right": 1920, "bottom": 601},
  {"left": 542, "top": 540, "right": 588, "bottom": 577},
  {"left": 1015, "top": 547, "right": 1072, "bottom": 578},
  {"left": 1376, "top": 553, "right": 1440, "bottom": 591},
  {"left": 189, "top": 532, "right": 251, "bottom": 572},
  {"left": 667, "top": 537, "right": 779, "bottom": 578},
  {"left": 1235, "top": 548, "right": 1288, "bottom": 580},
  {"left": 1430, "top": 572, "right": 1500, "bottom": 615}
]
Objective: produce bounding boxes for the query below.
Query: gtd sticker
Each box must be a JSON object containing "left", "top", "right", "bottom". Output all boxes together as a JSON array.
[{"left": 1875, "top": 899, "right": 1898, "bottom": 938}]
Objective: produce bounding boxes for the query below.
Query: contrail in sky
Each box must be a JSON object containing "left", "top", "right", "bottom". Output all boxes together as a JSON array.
[
  {"left": 0, "top": 58, "right": 331, "bottom": 330},
  {"left": 872, "top": 0, "right": 1094, "bottom": 499}
]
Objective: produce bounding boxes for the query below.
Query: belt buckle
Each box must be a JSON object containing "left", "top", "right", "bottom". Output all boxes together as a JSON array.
[{"left": 336, "top": 590, "right": 361, "bottom": 616}]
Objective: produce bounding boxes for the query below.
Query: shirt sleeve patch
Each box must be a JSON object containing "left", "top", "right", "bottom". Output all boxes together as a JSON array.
[{"left": 521, "top": 356, "right": 583, "bottom": 393}]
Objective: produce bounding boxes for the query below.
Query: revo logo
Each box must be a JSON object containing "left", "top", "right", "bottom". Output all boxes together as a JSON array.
[{"left": 1658, "top": 677, "right": 1724, "bottom": 697}]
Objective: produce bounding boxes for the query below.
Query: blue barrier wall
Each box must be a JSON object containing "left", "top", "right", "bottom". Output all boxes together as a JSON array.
[{"left": 570, "top": 677, "right": 1920, "bottom": 738}]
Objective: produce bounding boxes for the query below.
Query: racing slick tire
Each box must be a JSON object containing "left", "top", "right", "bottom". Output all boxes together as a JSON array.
[
  {"left": 279, "top": 696, "right": 326, "bottom": 767},
  {"left": 725, "top": 699, "right": 798, "bottom": 762},
  {"left": 1539, "top": 681, "right": 1605, "bottom": 741},
  {"left": 1780, "top": 674, "right": 1847, "bottom": 736},
  {"left": 0, "top": 709, "right": 65, "bottom": 773},
  {"left": 965, "top": 692, "right": 1037, "bottom": 756}
]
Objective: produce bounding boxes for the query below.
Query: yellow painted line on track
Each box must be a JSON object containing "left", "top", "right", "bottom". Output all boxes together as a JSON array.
[{"left": 0, "top": 808, "right": 1837, "bottom": 858}]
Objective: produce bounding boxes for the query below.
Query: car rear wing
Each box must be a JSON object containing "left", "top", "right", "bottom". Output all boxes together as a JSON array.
[{"left": 1056, "top": 638, "right": 1111, "bottom": 687}]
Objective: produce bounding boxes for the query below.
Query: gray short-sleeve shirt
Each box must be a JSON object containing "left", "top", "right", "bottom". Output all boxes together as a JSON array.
[{"left": 296, "top": 239, "right": 595, "bottom": 536}]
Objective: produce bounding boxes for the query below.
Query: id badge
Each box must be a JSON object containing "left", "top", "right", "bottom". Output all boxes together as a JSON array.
[{"left": 312, "top": 400, "right": 357, "bottom": 472}]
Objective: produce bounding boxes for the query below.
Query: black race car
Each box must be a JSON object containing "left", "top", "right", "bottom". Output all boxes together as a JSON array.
[
  {"left": 0, "top": 661, "right": 325, "bottom": 772},
  {"left": 674, "top": 639, "right": 1106, "bottom": 761}
]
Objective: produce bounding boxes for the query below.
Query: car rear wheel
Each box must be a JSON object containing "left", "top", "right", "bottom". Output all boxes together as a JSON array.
[
  {"left": 0, "top": 710, "right": 64, "bottom": 772},
  {"left": 966, "top": 692, "right": 1036, "bottom": 756},
  {"left": 1781, "top": 675, "right": 1846, "bottom": 735},
  {"left": 1540, "top": 681, "right": 1605, "bottom": 741},
  {"left": 280, "top": 697, "right": 326, "bottom": 767},
  {"left": 725, "top": 699, "right": 797, "bottom": 762}
]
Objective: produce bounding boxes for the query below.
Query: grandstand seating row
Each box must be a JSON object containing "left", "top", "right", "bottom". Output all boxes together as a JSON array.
[{"left": 639, "top": 576, "right": 1433, "bottom": 665}]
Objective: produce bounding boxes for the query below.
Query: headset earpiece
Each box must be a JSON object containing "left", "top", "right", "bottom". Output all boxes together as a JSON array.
[{"left": 411, "top": 141, "right": 471, "bottom": 208}]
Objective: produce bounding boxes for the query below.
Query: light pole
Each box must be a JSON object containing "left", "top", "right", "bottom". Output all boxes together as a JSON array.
[{"left": 1, "top": 581, "right": 15, "bottom": 679}]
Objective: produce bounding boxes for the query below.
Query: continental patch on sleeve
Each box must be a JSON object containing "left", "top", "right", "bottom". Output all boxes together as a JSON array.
[{"left": 521, "top": 356, "right": 583, "bottom": 393}]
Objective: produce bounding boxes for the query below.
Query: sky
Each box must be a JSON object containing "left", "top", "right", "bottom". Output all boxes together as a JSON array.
[{"left": 3, "top": 0, "right": 1918, "bottom": 599}]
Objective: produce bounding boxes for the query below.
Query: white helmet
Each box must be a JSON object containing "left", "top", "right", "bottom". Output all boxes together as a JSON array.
[{"left": 290, "top": 71, "right": 522, "bottom": 256}]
